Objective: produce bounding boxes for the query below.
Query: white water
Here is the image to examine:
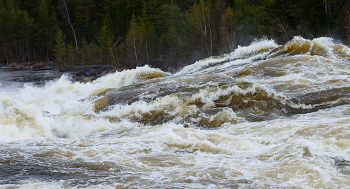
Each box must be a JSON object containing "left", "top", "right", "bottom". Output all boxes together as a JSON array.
[{"left": 1, "top": 37, "right": 350, "bottom": 188}]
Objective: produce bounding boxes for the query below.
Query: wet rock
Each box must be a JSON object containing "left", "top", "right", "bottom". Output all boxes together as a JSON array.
[
  {"left": 1, "top": 64, "right": 119, "bottom": 85},
  {"left": 32, "top": 63, "right": 45, "bottom": 69},
  {"left": 75, "top": 70, "right": 89, "bottom": 77},
  {"left": 333, "top": 157, "right": 350, "bottom": 175},
  {"left": 46, "top": 61, "right": 54, "bottom": 67}
]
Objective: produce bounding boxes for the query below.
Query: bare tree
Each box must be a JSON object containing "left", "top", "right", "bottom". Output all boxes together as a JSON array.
[{"left": 60, "top": 0, "right": 79, "bottom": 64}]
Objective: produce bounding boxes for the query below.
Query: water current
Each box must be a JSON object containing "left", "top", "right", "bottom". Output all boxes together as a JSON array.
[{"left": 1, "top": 37, "right": 350, "bottom": 188}]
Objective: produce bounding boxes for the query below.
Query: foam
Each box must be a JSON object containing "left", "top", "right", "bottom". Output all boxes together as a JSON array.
[
  {"left": 2, "top": 37, "right": 350, "bottom": 188},
  {"left": 0, "top": 65, "right": 169, "bottom": 141}
]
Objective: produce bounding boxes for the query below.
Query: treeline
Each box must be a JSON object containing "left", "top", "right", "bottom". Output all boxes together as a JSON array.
[{"left": 0, "top": 0, "right": 349, "bottom": 69}]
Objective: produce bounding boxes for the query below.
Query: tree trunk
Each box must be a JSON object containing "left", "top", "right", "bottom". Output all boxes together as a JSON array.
[
  {"left": 5, "top": 47, "right": 9, "bottom": 65},
  {"left": 133, "top": 38, "right": 139, "bottom": 67},
  {"left": 62, "top": 0, "right": 79, "bottom": 64}
]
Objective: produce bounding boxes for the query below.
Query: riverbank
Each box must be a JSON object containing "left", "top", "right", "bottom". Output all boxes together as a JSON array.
[{"left": 0, "top": 62, "right": 129, "bottom": 85}]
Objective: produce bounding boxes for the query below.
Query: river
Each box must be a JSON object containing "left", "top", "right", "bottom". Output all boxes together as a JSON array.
[{"left": 1, "top": 36, "right": 350, "bottom": 188}]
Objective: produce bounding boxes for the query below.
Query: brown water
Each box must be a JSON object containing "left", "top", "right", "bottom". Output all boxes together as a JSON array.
[{"left": 1, "top": 37, "right": 350, "bottom": 188}]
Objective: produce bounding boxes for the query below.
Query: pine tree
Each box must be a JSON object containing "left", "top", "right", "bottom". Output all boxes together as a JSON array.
[
  {"left": 158, "top": 3, "right": 189, "bottom": 64},
  {"left": 125, "top": 15, "right": 140, "bottom": 67},
  {"left": 1, "top": 0, "right": 350, "bottom": 66},
  {"left": 138, "top": 7, "right": 155, "bottom": 65},
  {"left": 54, "top": 30, "right": 67, "bottom": 66},
  {"left": 35, "top": 0, "right": 58, "bottom": 61},
  {"left": 96, "top": 24, "right": 117, "bottom": 65},
  {"left": 74, "top": 0, "right": 95, "bottom": 39},
  {"left": 233, "top": 0, "right": 275, "bottom": 44},
  {"left": 0, "top": 3, "right": 35, "bottom": 63},
  {"left": 220, "top": 6, "right": 236, "bottom": 53},
  {"left": 81, "top": 38, "right": 100, "bottom": 65}
]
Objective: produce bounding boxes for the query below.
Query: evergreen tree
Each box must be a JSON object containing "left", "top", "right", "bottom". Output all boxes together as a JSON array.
[
  {"left": 54, "top": 30, "right": 67, "bottom": 66},
  {"left": 125, "top": 15, "right": 141, "bottom": 67},
  {"left": 138, "top": 7, "right": 156, "bottom": 65},
  {"left": 82, "top": 38, "right": 101, "bottom": 65},
  {"left": 1, "top": 0, "right": 350, "bottom": 66},
  {"left": 158, "top": 3, "right": 195, "bottom": 65},
  {"left": 220, "top": 6, "right": 237, "bottom": 53},
  {"left": 0, "top": 3, "right": 35, "bottom": 63},
  {"left": 96, "top": 24, "right": 117, "bottom": 65},
  {"left": 35, "top": 0, "right": 58, "bottom": 61},
  {"left": 233, "top": 0, "right": 275, "bottom": 45},
  {"left": 74, "top": 0, "right": 95, "bottom": 39}
]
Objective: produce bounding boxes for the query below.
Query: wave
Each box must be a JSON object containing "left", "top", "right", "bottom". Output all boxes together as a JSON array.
[{"left": 1, "top": 36, "right": 350, "bottom": 141}]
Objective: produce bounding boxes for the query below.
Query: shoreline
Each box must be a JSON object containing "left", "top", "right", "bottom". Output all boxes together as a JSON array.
[{"left": 0, "top": 62, "right": 129, "bottom": 85}]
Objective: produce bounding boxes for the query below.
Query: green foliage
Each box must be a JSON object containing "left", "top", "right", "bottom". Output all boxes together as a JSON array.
[
  {"left": 96, "top": 24, "right": 117, "bottom": 65},
  {"left": 0, "top": 5, "right": 35, "bottom": 63},
  {"left": 74, "top": 0, "right": 95, "bottom": 39},
  {"left": 53, "top": 30, "right": 67, "bottom": 66},
  {"left": 192, "top": 0, "right": 225, "bottom": 56},
  {"left": 159, "top": 4, "right": 186, "bottom": 61},
  {"left": 125, "top": 15, "right": 141, "bottom": 67},
  {"left": 234, "top": 0, "right": 275, "bottom": 44},
  {"left": 35, "top": 0, "right": 58, "bottom": 60},
  {"left": 66, "top": 43, "right": 78, "bottom": 65},
  {"left": 0, "top": 0, "right": 349, "bottom": 67},
  {"left": 138, "top": 8, "right": 156, "bottom": 65},
  {"left": 81, "top": 38, "right": 101, "bottom": 65},
  {"left": 125, "top": 9, "right": 156, "bottom": 67},
  {"left": 220, "top": 6, "right": 237, "bottom": 53}
]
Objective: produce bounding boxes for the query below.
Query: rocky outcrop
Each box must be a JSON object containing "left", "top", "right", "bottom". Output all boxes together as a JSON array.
[{"left": 1, "top": 63, "right": 122, "bottom": 85}]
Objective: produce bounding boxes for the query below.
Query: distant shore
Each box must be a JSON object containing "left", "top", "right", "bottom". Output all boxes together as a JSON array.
[{"left": 0, "top": 62, "right": 129, "bottom": 85}]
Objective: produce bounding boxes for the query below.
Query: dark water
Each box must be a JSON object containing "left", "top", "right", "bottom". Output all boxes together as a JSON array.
[{"left": 1, "top": 37, "right": 350, "bottom": 188}]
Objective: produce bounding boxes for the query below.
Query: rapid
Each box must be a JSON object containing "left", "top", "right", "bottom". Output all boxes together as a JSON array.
[{"left": 1, "top": 36, "right": 350, "bottom": 188}]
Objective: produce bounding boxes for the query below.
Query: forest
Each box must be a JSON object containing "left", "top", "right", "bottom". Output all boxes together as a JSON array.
[{"left": 0, "top": 0, "right": 349, "bottom": 70}]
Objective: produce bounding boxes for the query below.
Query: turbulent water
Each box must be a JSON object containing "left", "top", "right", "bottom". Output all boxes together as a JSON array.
[{"left": 1, "top": 36, "right": 350, "bottom": 188}]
